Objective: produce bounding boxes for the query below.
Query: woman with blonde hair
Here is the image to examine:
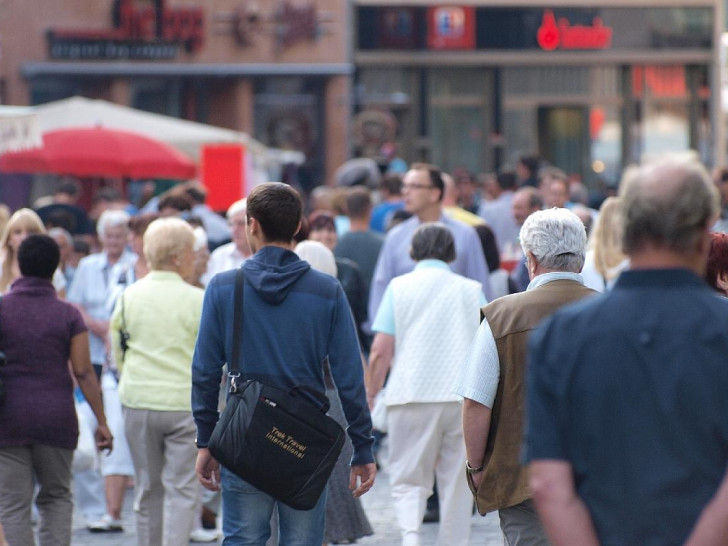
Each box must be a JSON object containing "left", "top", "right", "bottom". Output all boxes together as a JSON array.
[
  {"left": 0, "top": 208, "right": 66, "bottom": 295},
  {"left": 581, "top": 197, "right": 629, "bottom": 292},
  {"left": 110, "top": 217, "right": 204, "bottom": 546}
]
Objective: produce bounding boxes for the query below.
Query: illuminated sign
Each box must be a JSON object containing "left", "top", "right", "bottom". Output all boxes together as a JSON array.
[
  {"left": 427, "top": 7, "right": 475, "bottom": 50},
  {"left": 536, "top": 10, "right": 612, "bottom": 51},
  {"left": 47, "top": 0, "right": 204, "bottom": 60}
]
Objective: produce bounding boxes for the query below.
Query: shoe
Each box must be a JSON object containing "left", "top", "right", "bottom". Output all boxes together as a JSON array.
[
  {"left": 87, "top": 514, "right": 124, "bottom": 533},
  {"left": 201, "top": 507, "right": 217, "bottom": 530},
  {"left": 190, "top": 528, "right": 220, "bottom": 542}
]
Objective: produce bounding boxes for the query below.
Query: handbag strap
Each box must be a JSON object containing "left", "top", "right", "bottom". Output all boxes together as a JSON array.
[{"left": 229, "top": 268, "right": 245, "bottom": 392}]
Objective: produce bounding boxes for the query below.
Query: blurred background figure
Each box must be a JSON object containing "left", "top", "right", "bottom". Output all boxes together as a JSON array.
[
  {"left": 110, "top": 218, "right": 204, "bottom": 546},
  {"left": 187, "top": 226, "right": 210, "bottom": 289},
  {"left": 0, "top": 208, "right": 67, "bottom": 296},
  {"left": 294, "top": 240, "right": 374, "bottom": 546},
  {"left": 580, "top": 197, "right": 629, "bottom": 292},
  {"left": 516, "top": 155, "right": 541, "bottom": 188},
  {"left": 704, "top": 231, "right": 728, "bottom": 296},
  {"left": 203, "top": 199, "right": 251, "bottom": 285},
  {"left": 478, "top": 171, "right": 519, "bottom": 256},
  {"left": 452, "top": 168, "right": 481, "bottom": 214},
  {"left": 335, "top": 186, "right": 384, "bottom": 297},
  {"left": 49, "top": 227, "right": 75, "bottom": 286},
  {"left": 370, "top": 173, "right": 404, "bottom": 233},
  {"left": 68, "top": 209, "right": 136, "bottom": 533},
  {"left": 712, "top": 167, "right": 728, "bottom": 233},
  {"left": 308, "top": 211, "right": 368, "bottom": 352},
  {"left": 0, "top": 234, "right": 112, "bottom": 546},
  {"left": 128, "top": 213, "right": 160, "bottom": 282}
]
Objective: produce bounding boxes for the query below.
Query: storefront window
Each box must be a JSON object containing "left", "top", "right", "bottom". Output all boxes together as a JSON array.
[
  {"left": 429, "top": 68, "right": 488, "bottom": 173},
  {"left": 632, "top": 66, "right": 690, "bottom": 162}
]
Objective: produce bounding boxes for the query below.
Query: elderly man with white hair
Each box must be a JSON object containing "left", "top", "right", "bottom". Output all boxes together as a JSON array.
[
  {"left": 202, "top": 199, "right": 251, "bottom": 285},
  {"left": 456, "top": 208, "right": 596, "bottom": 546}
]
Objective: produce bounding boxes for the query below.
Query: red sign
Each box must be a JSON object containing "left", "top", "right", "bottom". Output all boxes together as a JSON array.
[
  {"left": 203, "top": 144, "right": 247, "bottom": 211},
  {"left": 537, "top": 10, "right": 612, "bottom": 51},
  {"left": 427, "top": 7, "right": 475, "bottom": 50},
  {"left": 48, "top": 0, "right": 204, "bottom": 60}
]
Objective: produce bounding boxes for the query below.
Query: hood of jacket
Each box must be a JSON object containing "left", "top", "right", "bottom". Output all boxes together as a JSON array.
[{"left": 242, "top": 246, "right": 310, "bottom": 305}]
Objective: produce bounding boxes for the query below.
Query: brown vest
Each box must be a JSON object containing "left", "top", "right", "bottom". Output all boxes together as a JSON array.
[{"left": 474, "top": 279, "right": 595, "bottom": 514}]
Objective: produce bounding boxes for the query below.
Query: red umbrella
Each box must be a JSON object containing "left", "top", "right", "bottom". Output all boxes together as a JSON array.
[{"left": 0, "top": 126, "right": 196, "bottom": 179}]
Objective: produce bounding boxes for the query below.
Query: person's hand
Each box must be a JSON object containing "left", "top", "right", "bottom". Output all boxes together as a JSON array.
[
  {"left": 350, "top": 463, "right": 377, "bottom": 498},
  {"left": 94, "top": 423, "right": 113, "bottom": 453},
  {"left": 196, "top": 448, "right": 221, "bottom": 491},
  {"left": 470, "top": 471, "right": 483, "bottom": 491}
]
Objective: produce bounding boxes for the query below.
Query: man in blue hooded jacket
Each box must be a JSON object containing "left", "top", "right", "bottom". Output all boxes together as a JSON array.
[{"left": 192, "top": 182, "right": 376, "bottom": 545}]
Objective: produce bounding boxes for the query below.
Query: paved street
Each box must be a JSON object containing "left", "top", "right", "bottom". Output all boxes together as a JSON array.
[{"left": 69, "top": 442, "right": 504, "bottom": 545}]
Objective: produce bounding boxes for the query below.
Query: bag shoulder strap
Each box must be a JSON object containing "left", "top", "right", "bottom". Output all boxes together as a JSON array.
[{"left": 229, "top": 269, "right": 245, "bottom": 386}]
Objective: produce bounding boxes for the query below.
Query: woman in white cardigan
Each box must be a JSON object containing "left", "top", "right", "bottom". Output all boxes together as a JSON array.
[{"left": 367, "top": 222, "right": 485, "bottom": 546}]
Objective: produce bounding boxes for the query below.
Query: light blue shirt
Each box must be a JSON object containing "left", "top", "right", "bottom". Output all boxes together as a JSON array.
[
  {"left": 455, "top": 271, "right": 583, "bottom": 407},
  {"left": 372, "top": 260, "right": 486, "bottom": 335},
  {"left": 368, "top": 214, "right": 492, "bottom": 331},
  {"left": 67, "top": 249, "right": 137, "bottom": 365}
]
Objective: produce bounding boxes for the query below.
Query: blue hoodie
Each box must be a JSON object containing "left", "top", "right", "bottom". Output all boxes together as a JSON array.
[{"left": 192, "top": 246, "right": 374, "bottom": 465}]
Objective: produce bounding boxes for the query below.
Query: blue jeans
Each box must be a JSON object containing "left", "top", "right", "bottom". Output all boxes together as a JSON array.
[{"left": 221, "top": 467, "right": 327, "bottom": 546}]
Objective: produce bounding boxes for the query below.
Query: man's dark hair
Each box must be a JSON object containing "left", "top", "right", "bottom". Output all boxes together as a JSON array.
[
  {"left": 346, "top": 187, "right": 373, "bottom": 219},
  {"left": 18, "top": 234, "right": 60, "bottom": 280},
  {"left": 410, "top": 222, "right": 456, "bottom": 262},
  {"left": 247, "top": 182, "right": 303, "bottom": 243},
  {"left": 410, "top": 163, "right": 444, "bottom": 202},
  {"left": 381, "top": 173, "right": 403, "bottom": 196},
  {"left": 55, "top": 180, "right": 80, "bottom": 198},
  {"left": 92, "top": 187, "right": 123, "bottom": 204},
  {"left": 184, "top": 187, "right": 206, "bottom": 204},
  {"left": 158, "top": 195, "right": 193, "bottom": 212},
  {"left": 497, "top": 171, "right": 518, "bottom": 191},
  {"left": 519, "top": 155, "right": 541, "bottom": 177}
]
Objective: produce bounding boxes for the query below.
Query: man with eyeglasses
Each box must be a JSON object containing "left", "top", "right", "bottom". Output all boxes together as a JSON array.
[{"left": 369, "top": 163, "right": 492, "bottom": 329}]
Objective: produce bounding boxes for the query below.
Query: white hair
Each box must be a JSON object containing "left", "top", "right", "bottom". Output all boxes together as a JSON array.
[
  {"left": 193, "top": 226, "right": 208, "bottom": 252},
  {"left": 96, "top": 209, "right": 130, "bottom": 238},
  {"left": 294, "top": 240, "right": 337, "bottom": 278},
  {"left": 520, "top": 208, "right": 587, "bottom": 272},
  {"left": 226, "top": 199, "right": 247, "bottom": 219}
]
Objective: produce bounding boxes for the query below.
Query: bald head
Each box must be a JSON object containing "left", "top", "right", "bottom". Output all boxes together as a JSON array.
[{"left": 622, "top": 158, "right": 719, "bottom": 256}]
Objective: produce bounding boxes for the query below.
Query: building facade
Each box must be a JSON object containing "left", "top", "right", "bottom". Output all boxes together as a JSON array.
[
  {"left": 353, "top": 0, "right": 723, "bottom": 186},
  {"left": 0, "top": 0, "right": 352, "bottom": 188}
]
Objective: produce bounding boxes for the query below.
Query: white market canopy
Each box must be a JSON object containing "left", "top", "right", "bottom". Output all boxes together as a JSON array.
[
  {"left": 30, "top": 96, "right": 303, "bottom": 166},
  {"left": 0, "top": 106, "right": 43, "bottom": 154}
]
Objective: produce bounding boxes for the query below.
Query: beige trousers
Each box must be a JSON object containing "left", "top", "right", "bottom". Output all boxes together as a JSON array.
[
  {"left": 123, "top": 407, "right": 198, "bottom": 546},
  {"left": 0, "top": 445, "right": 74, "bottom": 546},
  {"left": 387, "top": 402, "right": 473, "bottom": 546}
]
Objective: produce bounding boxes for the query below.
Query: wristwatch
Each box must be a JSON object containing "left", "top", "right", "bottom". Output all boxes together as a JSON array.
[{"left": 465, "top": 460, "right": 484, "bottom": 474}]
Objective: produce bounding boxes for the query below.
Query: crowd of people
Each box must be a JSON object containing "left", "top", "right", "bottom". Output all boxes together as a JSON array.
[{"left": 0, "top": 150, "right": 727, "bottom": 546}]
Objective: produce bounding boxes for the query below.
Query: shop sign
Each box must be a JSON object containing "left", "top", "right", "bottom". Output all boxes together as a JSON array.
[
  {"left": 427, "top": 7, "right": 475, "bottom": 50},
  {"left": 47, "top": 0, "right": 204, "bottom": 61},
  {"left": 218, "top": 1, "right": 333, "bottom": 55},
  {"left": 379, "top": 8, "right": 417, "bottom": 49},
  {"left": 536, "top": 10, "right": 612, "bottom": 51}
]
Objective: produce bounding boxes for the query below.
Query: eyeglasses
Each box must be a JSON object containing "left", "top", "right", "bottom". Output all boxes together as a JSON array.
[{"left": 402, "top": 182, "right": 435, "bottom": 191}]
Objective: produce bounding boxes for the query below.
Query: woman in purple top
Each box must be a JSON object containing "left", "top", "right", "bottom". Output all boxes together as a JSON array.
[{"left": 0, "top": 235, "right": 113, "bottom": 546}]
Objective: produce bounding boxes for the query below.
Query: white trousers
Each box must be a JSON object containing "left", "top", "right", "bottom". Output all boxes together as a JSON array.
[{"left": 387, "top": 402, "right": 473, "bottom": 546}]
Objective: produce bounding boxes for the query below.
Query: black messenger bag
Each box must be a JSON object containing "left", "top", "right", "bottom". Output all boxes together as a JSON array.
[{"left": 208, "top": 269, "right": 345, "bottom": 510}]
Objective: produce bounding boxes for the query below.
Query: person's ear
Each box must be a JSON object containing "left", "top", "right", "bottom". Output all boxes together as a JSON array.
[{"left": 717, "top": 271, "right": 728, "bottom": 295}]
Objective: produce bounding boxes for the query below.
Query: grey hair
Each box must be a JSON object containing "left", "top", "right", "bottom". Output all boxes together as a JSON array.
[
  {"left": 409, "top": 222, "right": 456, "bottom": 263},
  {"left": 226, "top": 198, "right": 247, "bottom": 219},
  {"left": 48, "top": 227, "right": 73, "bottom": 247},
  {"left": 622, "top": 157, "right": 719, "bottom": 254},
  {"left": 96, "top": 209, "right": 130, "bottom": 238},
  {"left": 520, "top": 208, "right": 587, "bottom": 272}
]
